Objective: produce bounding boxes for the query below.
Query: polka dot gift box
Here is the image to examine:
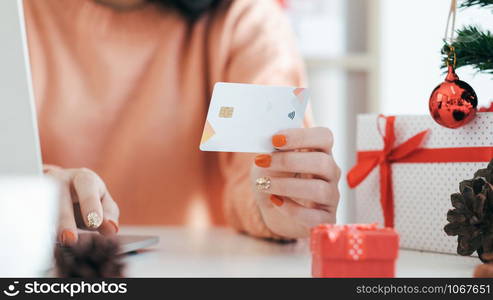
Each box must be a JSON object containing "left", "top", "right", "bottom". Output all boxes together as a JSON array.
[
  {"left": 347, "top": 113, "right": 493, "bottom": 254},
  {"left": 310, "top": 224, "right": 399, "bottom": 278}
]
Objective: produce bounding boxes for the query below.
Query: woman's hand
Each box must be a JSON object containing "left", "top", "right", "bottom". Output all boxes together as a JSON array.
[
  {"left": 44, "top": 166, "right": 120, "bottom": 246},
  {"left": 252, "top": 127, "right": 340, "bottom": 239}
]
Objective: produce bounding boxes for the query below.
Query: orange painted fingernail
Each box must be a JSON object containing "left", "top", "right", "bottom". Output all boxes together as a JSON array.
[
  {"left": 270, "top": 195, "right": 284, "bottom": 207},
  {"left": 107, "top": 219, "right": 119, "bottom": 234},
  {"left": 272, "top": 135, "right": 287, "bottom": 147},
  {"left": 255, "top": 154, "right": 272, "bottom": 168},
  {"left": 99, "top": 219, "right": 120, "bottom": 236},
  {"left": 60, "top": 230, "right": 76, "bottom": 246}
]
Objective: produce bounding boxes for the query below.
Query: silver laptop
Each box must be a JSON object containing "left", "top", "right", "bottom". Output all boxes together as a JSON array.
[{"left": 1, "top": 0, "right": 158, "bottom": 254}]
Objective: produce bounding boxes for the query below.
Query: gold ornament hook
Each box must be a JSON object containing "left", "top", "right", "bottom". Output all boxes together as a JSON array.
[{"left": 446, "top": 45, "right": 457, "bottom": 68}]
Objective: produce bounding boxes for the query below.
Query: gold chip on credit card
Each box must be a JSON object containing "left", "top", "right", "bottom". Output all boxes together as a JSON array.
[{"left": 219, "top": 106, "right": 234, "bottom": 118}]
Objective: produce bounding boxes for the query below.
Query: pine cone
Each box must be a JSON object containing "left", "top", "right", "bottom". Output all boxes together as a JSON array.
[
  {"left": 444, "top": 159, "right": 493, "bottom": 263},
  {"left": 474, "top": 159, "right": 493, "bottom": 184},
  {"left": 55, "top": 234, "right": 125, "bottom": 277}
]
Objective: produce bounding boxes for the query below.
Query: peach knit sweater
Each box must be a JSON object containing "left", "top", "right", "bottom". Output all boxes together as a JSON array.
[{"left": 24, "top": 0, "right": 305, "bottom": 238}]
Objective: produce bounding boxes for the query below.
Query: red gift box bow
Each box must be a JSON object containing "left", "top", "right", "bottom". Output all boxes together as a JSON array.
[
  {"left": 347, "top": 114, "right": 493, "bottom": 228},
  {"left": 315, "top": 224, "right": 378, "bottom": 261}
]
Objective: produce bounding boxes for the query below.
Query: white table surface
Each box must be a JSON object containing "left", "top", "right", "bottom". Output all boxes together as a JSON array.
[{"left": 120, "top": 226, "right": 479, "bottom": 278}]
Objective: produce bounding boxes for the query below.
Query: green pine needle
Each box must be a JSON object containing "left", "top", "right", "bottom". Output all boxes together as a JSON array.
[
  {"left": 460, "top": 0, "right": 493, "bottom": 8},
  {"left": 442, "top": 25, "right": 493, "bottom": 74}
]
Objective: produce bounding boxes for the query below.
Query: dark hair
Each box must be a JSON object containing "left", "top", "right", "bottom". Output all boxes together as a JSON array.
[{"left": 147, "top": 0, "right": 224, "bottom": 21}]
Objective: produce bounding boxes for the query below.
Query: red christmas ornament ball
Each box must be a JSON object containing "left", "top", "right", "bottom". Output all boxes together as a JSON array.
[{"left": 429, "top": 65, "right": 478, "bottom": 129}]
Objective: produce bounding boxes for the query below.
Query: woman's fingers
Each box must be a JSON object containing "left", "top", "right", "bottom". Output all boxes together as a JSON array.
[
  {"left": 252, "top": 126, "right": 341, "bottom": 238},
  {"left": 272, "top": 127, "right": 334, "bottom": 154},
  {"left": 57, "top": 184, "right": 78, "bottom": 246},
  {"left": 45, "top": 166, "right": 120, "bottom": 242},
  {"left": 256, "top": 176, "right": 338, "bottom": 207},
  {"left": 70, "top": 168, "right": 119, "bottom": 235},
  {"left": 255, "top": 151, "right": 340, "bottom": 182},
  {"left": 71, "top": 169, "right": 104, "bottom": 230}
]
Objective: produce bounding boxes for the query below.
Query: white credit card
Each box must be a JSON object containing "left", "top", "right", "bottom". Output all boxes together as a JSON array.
[{"left": 199, "top": 82, "right": 309, "bottom": 153}]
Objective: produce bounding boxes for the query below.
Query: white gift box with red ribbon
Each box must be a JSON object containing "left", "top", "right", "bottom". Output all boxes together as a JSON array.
[{"left": 349, "top": 113, "right": 493, "bottom": 254}]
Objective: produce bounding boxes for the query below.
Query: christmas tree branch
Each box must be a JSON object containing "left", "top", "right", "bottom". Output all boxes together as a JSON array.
[
  {"left": 442, "top": 26, "right": 493, "bottom": 74},
  {"left": 460, "top": 0, "right": 493, "bottom": 8}
]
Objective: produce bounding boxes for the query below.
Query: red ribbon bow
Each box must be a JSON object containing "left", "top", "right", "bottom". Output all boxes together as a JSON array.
[
  {"left": 347, "top": 114, "right": 493, "bottom": 228},
  {"left": 347, "top": 115, "right": 429, "bottom": 227}
]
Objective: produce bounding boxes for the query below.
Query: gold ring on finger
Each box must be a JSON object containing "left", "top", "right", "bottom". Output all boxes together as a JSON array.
[{"left": 255, "top": 177, "right": 272, "bottom": 191}]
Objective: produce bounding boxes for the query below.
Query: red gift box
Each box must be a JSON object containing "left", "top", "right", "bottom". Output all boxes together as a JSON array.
[{"left": 310, "top": 224, "right": 399, "bottom": 278}]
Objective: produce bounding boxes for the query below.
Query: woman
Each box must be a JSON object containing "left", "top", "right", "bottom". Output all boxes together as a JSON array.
[{"left": 25, "top": 0, "right": 340, "bottom": 244}]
